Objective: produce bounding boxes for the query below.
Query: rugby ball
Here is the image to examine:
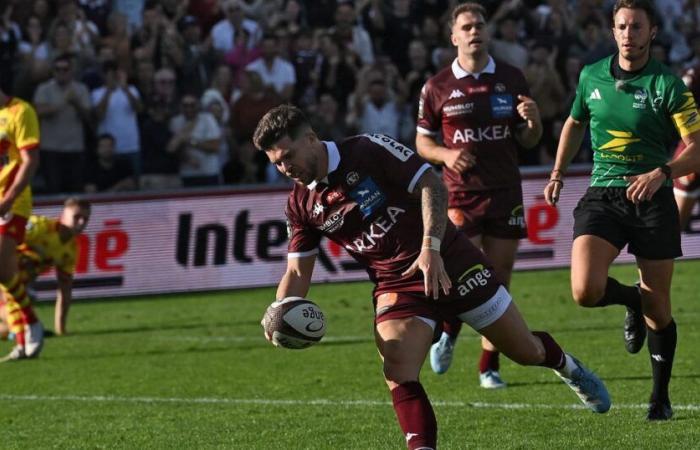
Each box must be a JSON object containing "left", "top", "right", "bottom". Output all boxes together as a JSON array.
[{"left": 261, "top": 297, "right": 326, "bottom": 349}]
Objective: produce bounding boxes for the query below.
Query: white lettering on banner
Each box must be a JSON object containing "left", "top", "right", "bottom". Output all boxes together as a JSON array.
[
  {"left": 28, "top": 176, "right": 700, "bottom": 300},
  {"left": 452, "top": 125, "right": 511, "bottom": 144}
]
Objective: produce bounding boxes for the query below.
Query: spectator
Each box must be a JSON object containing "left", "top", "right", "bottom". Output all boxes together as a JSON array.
[
  {"left": 309, "top": 93, "right": 347, "bottom": 142},
  {"left": 15, "top": 15, "right": 51, "bottom": 99},
  {"left": 167, "top": 94, "right": 222, "bottom": 187},
  {"left": 362, "top": 0, "right": 416, "bottom": 72},
  {"left": 224, "top": 28, "right": 262, "bottom": 87},
  {"left": 84, "top": 133, "right": 136, "bottom": 193},
  {"left": 77, "top": 0, "right": 112, "bottom": 36},
  {"left": 289, "top": 29, "right": 320, "bottom": 108},
  {"left": 34, "top": 54, "right": 92, "bottom": 194},
  {"left": 100, "top": 11, "right": 131, "bottom": 72},
  {"left": 489, "top": 15, "right": 528, "bottom": 70},
  {"left": 352, "top": 76, "right": 402, "bottom": 139},
  {"left": 150, "top": 67, "right": 179, "bottom": 117},
  {"left": 131, "top": 0, "right": 182, "bottom": 70},
  {"left": 91, "top": 60, "right": 142, "bottom": 183},
  {"left": 523, "top": 41, "right": 566, "bottom": 163},
  {"left": 330, "top": 2, "right": 374, "bottom": 66},
  {"left": 316, "top": 32, "right": 358, "bottom": 109},
  {"left": 229, "top": 70, "right": 282, "bottom": 182},
  {"left": 245, "top": 34, "right": 296, "bottom": 102},
  {"left": 0, "top": 5, "right": 20, "bottom": 93},
  {"left": 577, "top": 17, "right": 616, "bottom": 65},
  {"left": 178, "top": 14, "right": 218, "bottom": 96},
  {"left": 139, "top": 98, "right": 181, "bottom": 190},
  {"left": 210, "top": 0, "right": 262, "bottom": 54},
  {"left": 57, "top": 0, "right": 99, "bottom": 59}
]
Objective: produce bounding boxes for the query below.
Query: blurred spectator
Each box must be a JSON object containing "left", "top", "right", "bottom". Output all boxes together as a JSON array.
[
  {"left": 112, "top": 0, "right": 145, "bottom": 33},
  {"left": 100, "top": 12, "right": 131, "bottom": 72},
  {"left": 403, "top": 39, "right": 435, "bottom": 119},
  {"left": 245, "top": 34, "right": 296, "bottom": 102},
  {"left": 305, "top": 0, "right": 336, "bottom": 29},
  {"left": 309, "top": 93, "right": 347, "bottom": 142},
  {"left": 149, "top": 67, "right": 179, "bottom": 116},
  {"left": 362, "top": 0, "right": 416, "bottom": 72},
  {"left": 224, "top": 27, "right": 262, "bottom": 87},
  {"left": 289, "top": 30, "right": 319, "bottom": 108},
  {"left": 351, "top": 74, "right": 402, "bottom": 139},
  {"left": 77, "top": 0, "right": 112, "bottom": 36},
  {"left": 32, "top": 0, "right": 53, "bottom": 31},
  {"left": 0, "top": 4, "right": 20, "bottom": 94},
  {"left": 139, "top": 98, "right": 181, "bottom": 190},
  {"left": 167, "top": 94, "right": 222, "bottom": 187},
  {"left": 131, "top": 0, "right": 182, "bottom": 69},
  {"left": 211, "top": 0, "right": 262, "bottom": 54},
  {"left": 202, "top": 84, "right": 233, "bottom": 180},
  {"left": 577, "top": 17, "right": 616, "bottom": 65},
  {"left": 81, "top": 43, "right": 115, "bottom": 90},
  {"left": 229, "top": 70, "right": 282, "bottom": 182},
  {"left": 178, "top": 14, "right": 218, "bottom": 96},
  {"left": 57, "top": 0, "right": 99, "bottom": 59},
  {"left": 15, "top": 15, "right": 51, "bottom": 99},
  {"left": 91, "top": 61, "right": 142, "bottom": 182},
  {"left": 134, "top": 58, "right": 156, "bottom": 105},
  {"left": 85, "top": 133, "right": 136, "bottom": 193},
  {"left": 316, "top": 32, "right": 358, "bottom": 109},
  {"left": 524, "top": 41, "right": 566, "bottom": 164},
  {"left": 34, "top": 54, "right": 92, "bottom": 193},
  {"left": 201, "top": 65, "right": 233, "bottom": 123},
  {"left": 490, "top": 15, "right": 528, "bottom": 70},
  {"left": 331, "top": 2, "right": 374, "bottom": 66}
]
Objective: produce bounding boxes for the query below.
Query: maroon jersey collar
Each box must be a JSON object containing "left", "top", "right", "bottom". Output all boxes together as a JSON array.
[
  {"left": 451, "top": 56, "right": 496, "bottom": 80},
  {"left": 307, "top": 141, "right": 341, "bottom": 190}
]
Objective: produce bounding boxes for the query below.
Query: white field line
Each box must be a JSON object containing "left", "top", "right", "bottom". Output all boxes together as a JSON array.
[{"left": 0, "top": 394, "right": 699, "bottom": 411}]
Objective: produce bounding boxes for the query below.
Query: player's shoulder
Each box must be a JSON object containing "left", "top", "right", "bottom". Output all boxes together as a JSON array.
[
  {"left": 3, "top": 96, "right": 36, "bottom": 116},
  {"left": 492, "top": 58, "right": 524, "bottom": 77},
  {"left": 26, "top": 215, "right": 56, "bottom": 234},
  {"left": 580, "top": 55, "right": 613, "bottom": 79},
  {"left": 424, "top": 64, "right": 458, "bottom": 90}
]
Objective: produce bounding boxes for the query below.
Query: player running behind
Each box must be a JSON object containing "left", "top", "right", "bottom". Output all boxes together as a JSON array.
[
  {"left": 255, "top": 105, "right": 609, "bottom": 450},
  {"left": 0, "top": 197, "right": 91, "bottom": 361},
  {"left": 416, "top": 2, "right": 542, "bottom": 388},
  {"left": 544, "top": 0, "right": 700, "bottom": 420},
  {"left": 0, "top": 82, "right": 41, "bottom": 361},
  {"left": 673, "top": 62, "right": 700, "bottom": 229}
]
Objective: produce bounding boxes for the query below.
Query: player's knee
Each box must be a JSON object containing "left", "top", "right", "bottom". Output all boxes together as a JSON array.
[{"left": 571, "top": 285, "right": 604, "bottom": 307}]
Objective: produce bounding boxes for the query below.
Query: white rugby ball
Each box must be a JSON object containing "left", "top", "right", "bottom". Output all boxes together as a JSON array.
[{"left": 261, "top": 297, "right": 326, "bottom": 349}]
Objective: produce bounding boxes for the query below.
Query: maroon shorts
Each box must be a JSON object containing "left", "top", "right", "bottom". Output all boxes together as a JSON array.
[
  {"left": 673, "top": 142, "right": 700, "bottom": 198},
  {"left": 448, "top": 187, "right": 527, "bottom": 239},
  {"left": 373, "top": 232, "right": 509, "bottom": 340}
]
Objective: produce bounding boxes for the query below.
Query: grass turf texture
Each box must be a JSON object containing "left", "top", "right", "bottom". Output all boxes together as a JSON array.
[{"left": 1, "top": 261, "right": 699, "bottom": 449}]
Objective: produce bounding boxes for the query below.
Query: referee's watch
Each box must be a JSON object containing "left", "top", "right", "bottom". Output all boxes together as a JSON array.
[{"left": 660, "top": 164, "right": 672, "bottom": 180}]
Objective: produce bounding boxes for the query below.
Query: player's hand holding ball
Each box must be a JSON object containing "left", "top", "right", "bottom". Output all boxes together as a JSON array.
[{"left": 261, "top": 297, "right": 326, "bottom": 349}]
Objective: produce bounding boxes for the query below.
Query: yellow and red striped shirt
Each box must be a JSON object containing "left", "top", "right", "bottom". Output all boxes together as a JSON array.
[{"left": 0, "top": 97, "right": 40, "bottom": 218}]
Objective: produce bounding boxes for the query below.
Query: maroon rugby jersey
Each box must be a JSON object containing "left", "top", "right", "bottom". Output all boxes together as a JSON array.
[
  {"left": 417, "top": 57, "right": 530, "bottom": 192},
  {"left": 285, "top": 134, "right": 493, "bottom": 298}
]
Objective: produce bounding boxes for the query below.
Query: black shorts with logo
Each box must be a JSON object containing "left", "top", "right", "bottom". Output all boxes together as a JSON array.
[{"left": 573, "top": 187, "right": 681, "bottom": 260}]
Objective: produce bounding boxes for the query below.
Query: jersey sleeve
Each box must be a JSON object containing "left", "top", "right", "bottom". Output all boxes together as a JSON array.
[
  {"left": 416, "top": 81, "right": 441, "bottom": 136},
  {"left": 361, "top": 134, "right": 433, "bottom": 194},
  {"left": 285, "top": 197, "right": 322, "bottom": 258},
  {"left": 666, "top": 76, "right": 700, "bottom": 138},
  {"left": 569, "top": 67, "right": 590, "bottom": 122},
  {"left": 14, "top": 103, "right": 40, "bottom": 150}
]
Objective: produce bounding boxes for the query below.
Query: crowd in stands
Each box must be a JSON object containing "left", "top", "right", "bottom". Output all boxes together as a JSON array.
[{"left": 0, "top": 0, "right": 697, "bottom": 194}]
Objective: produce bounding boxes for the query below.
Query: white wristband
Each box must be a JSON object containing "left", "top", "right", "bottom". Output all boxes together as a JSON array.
[{"left": 422, "top": 236, "right": 441, "bottom": 251}]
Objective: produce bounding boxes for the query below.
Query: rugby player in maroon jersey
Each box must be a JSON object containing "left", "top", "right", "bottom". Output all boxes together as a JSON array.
[
  {"left": 253, "top": 105, "right": 608, "bottom": 450},
  {"left": 415, "top": 2, "right": 542, "bottom": 388}
]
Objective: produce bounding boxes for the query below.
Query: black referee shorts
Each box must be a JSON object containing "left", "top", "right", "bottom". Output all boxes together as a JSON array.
[{"left": 573, "top": 187, "right": 682, "bottom": 260}]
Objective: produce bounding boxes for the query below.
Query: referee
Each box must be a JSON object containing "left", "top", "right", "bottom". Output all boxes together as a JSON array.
[{"left": 544, "top": 0, "right": 700, "bottom": 421}]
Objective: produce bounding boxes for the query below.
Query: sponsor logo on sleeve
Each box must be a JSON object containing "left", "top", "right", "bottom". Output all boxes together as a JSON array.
[{"left": 490, "top": 94, "right": 513, "bottom": 118}]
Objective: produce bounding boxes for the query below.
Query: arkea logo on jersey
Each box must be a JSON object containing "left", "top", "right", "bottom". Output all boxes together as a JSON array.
[
  {"left": 589, "top": 88, "right": 602, "bottom": 100},
  {"left": 350, "top": 177, "right": 386, "bottom": 218},
  {"left": 366, "top": 134, "right": 414, "bottom": 161},
  {"left": 448, "top": 89, "right": 465, "bottom": 99},
  {"left": 452, "top": 125, "right": 511, "bottom": 144},
  {"left": 345, "top": 206, "right": 406, "bottom": 252},
  {"left": 599, "top": 130, "right": 641, "bottom": 152}
]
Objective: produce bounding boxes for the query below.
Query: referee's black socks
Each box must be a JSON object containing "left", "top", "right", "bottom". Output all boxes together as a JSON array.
[
  {"left": 648, "top": 319, "right": 677, "bottom": 403},
  {"left": 594, "top": 277, "right": 642, "bottom": 312}
]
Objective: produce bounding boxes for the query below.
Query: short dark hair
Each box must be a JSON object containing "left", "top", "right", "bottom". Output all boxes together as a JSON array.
[
  {"left": 450, "top": 2, "right": 487, "bottom": 28},
  {"left": 253, "top": 105, "right": 311, "bottom": 151},
  {"left": 64, "top": 196, "right": 92, "bottom": 212},
  {"left": 613, "top": 0, "right": 658, "bottom": 27},
  {"left": 98, "top": 133, "right": 115, "bottom": 143}
]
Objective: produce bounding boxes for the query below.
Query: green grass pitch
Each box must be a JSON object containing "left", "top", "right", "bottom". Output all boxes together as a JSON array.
[{"left": 1, "top": 261, "right": 699, "bottom": 449}]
